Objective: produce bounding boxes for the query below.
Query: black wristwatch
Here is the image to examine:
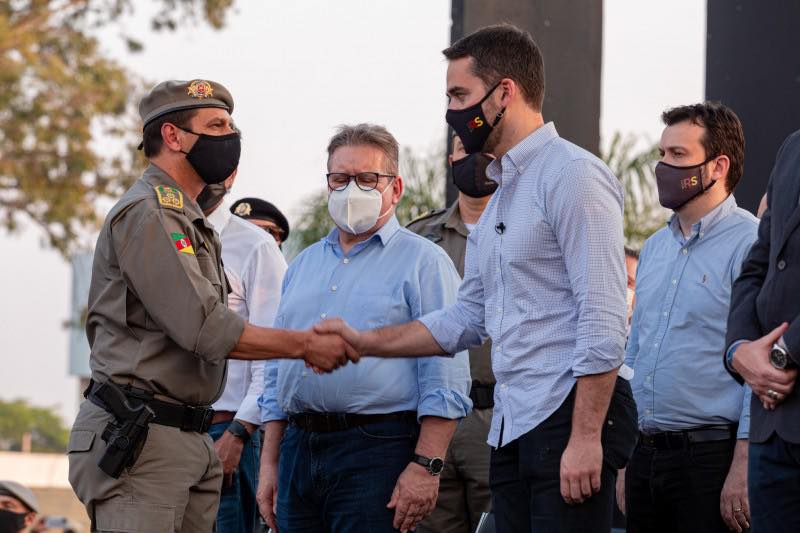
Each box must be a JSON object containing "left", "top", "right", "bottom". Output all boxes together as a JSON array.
[
  {"left": 411, "top": 453, "right": 445, "bottom": 476},
  {"left": 770, "top": 343, "right": 796, "bottom": 370},
  {"left": 226, "top": 420, "right": 252, "bottom": 442}
]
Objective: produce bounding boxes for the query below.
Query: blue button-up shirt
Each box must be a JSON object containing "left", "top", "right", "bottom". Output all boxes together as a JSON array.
[
  {"left": 625, "top": 195, "right": 757, "bottom": 439},
  {"left": 420, "top": 123, "right": 628, "bottom": 447},
  {"left": 258, "top": 216, "right": 472, "bottom": 421}
]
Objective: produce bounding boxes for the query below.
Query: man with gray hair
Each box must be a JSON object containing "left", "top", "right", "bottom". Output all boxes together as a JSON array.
[{"left": 256, "top": 123, "right": 472, "bottom": 533}]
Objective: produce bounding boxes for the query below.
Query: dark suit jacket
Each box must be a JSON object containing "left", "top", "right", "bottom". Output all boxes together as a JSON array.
[{"left": 726, "top": 129, "right": 800, "bottom": 443}]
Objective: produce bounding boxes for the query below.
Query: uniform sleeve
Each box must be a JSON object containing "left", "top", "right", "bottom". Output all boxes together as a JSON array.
[
  {"left": 418, "top": 224, "right": 489, "bottom": 354},
  {"left": 547, "top": 159, "right": 628, "bottom": 377},
  {"left": 414, "top": 250, "right": 473, "bottom": 421},
  {"left": 112, "top": 205, "right": 244, "bottom": 364},
  {"left": 234, "top": 238, "right": 288, "bottom": 424}
]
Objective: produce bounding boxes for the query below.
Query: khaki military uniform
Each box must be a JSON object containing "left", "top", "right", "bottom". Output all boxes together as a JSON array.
[
  {"left": 407, "top": 201, "right": 494, "bottom": 533},
  {"left": 68, "top": 164, "right": 245, "bottom": 533}
]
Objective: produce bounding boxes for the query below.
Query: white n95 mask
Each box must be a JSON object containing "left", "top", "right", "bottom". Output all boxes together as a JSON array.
[{"left": 328, "top": 181, "right": 393, "bottom": 235}]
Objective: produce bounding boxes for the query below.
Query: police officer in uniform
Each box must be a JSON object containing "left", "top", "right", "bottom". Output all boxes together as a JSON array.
[
  {"left": 230, "top": 197, "right": 291, "bottom": 248},
  {"left": 67, "top": 79, "right": 356, "bottom": 533},
  {"left": 407, "top": 134, "right": 496, "bottom": 533}
]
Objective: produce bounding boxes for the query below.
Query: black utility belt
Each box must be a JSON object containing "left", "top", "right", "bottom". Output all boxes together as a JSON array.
[
  {"left": 287, "top": 410, "right": 417, "bottom": 433},
  {"left": 470, "top": 382, "right": 495, "bottom": 409},
  {"left": 639, "top": 424, "right": 737, "bottom": 450},
  {"left": 85, "top": 379, "right": 214, "bottom": 433}
]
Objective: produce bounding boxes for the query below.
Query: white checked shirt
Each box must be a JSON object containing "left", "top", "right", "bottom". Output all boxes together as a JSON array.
[
  {"left": 208, "top": 200, "right": 287, "bottom": 424},
  {"left": 420, "top": 123, "right": 628, "bottom": 447}
]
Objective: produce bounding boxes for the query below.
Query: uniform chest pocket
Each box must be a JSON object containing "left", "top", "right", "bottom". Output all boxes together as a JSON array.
[{"left": 196, "top": 253, "right": 223, "bottom": 290}]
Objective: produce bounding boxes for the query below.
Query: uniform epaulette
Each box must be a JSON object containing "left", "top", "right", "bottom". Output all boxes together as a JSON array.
[
  {"left": 407, "top": 208, "right": 446, "bottom": 227},
  {"left": 154, "top": 185, "right": 184, "bottom": 210}
]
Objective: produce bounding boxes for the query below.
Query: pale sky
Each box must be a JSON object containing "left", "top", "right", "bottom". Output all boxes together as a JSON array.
[{"left": 0, "top": 0, "right": 705, "bottom": 424}]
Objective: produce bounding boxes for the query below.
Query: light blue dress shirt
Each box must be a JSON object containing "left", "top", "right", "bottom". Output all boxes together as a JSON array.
[
  {"left": 625, "top": 195, "right": 757, "bottom": 439},
  {"left": 419, "top": 123, "right": 628, "bottom": 447},
  {"left": 258, "top": 216, "right": 472, "bottom": 422}
]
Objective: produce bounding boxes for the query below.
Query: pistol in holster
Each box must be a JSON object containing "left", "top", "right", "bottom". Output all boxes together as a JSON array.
[{"left": 91, "top": 381, "right": 155, "bottom": 479}]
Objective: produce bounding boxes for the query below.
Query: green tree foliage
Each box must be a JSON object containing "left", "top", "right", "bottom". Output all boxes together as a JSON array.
[
  {"left": 286, "top": 146, "right": 446, "bottom": 258},
  {"left": 602, "top": 132, "right": 669, "bottom": 249},
  {"left": 0, "top": 399, "right": 69, "bottom": 453},
  {"left": 0, "top": 0, "right": 235, "bottom": 256}
]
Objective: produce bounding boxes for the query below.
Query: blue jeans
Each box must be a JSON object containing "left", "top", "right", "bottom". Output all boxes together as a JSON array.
[
  {"left": 749, "top": 434, "right": 800, "bottom": 533},
  {"left": 276, "top": 418, "right": 419, "bottom": 533},
  {"left": 208, "top": 421, "right": 262, "bottom": 533}
]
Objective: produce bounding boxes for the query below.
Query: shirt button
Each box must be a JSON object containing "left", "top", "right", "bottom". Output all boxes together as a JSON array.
[
  {"left": 672, "top": 279, "right": 677, "bottom": 285},
  {"left": 682, "top": 249, "right": 688, "bottom": 255},
  {"left": 663, "top": 311, "right": 668, "bottom": 317},
  {"left": 645, "top": 408, "right": 651, "bottom": 416},
  {"left": 331, "top": 285, "right": 338, "bottom": 292},
  {"left": 699, "top": 232, "right": 704, "bottom": 238},
  {"left": 778, "top": 260, "right": 787, "bottom": 271},
  {"left": 302, "top": 371, "right": 308, "bottom": 377},
  {"left": 320, "top": 313, "right": 327, "bottom": 319},
  {"left": 653, "top": 342, "right": 659, "bottom": 348},
  {"left": 343, "top": 258, "right": 350, "bottom": 264},
  {"left": 501, "top": 384, "right": 508, "bottom": 390}
]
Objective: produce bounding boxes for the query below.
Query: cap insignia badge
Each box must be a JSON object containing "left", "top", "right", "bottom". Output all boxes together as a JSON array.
[{"left": 187, "top": 80, "right": 214, "bottom": 99}]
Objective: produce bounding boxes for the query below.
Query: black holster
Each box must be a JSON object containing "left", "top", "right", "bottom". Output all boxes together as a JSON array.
[{"left": 88, "top": 381, "right": 155, "bottom": 478}]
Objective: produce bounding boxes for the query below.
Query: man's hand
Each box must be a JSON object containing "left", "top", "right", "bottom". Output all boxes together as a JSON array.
[
  {"left": 615, "top": 468, "right": 626, "bottom": 516},
  {"left": 560, "top": 435, "right": 603, "bottom": 505},
  {"left": 313, "top": 318, "right": 364, "bottom": 354},
  {"left": 257, "top": 459, "right": 279, "bottom": 532},
  {"left": 302, "top": 329, "right": 360, "bottom": 372},
  {"left": 732, "top": 323, "right": 796, "bottom": 409},
  {"left": 387, "top": 462, "right": 440, "bottom": 533},
  {"left": 720, "top": 440, "right": 750, "bottom": 532},
  {"left": 214, "top": 430, "right": 244, "bottom": 488}
]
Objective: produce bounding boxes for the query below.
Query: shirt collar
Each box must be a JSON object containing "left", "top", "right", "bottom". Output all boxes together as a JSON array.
[
  {"left": 668, "top": 194, "right": 738, "bottom": 243},
  {"left": 487, "top": 122, "right": 559, "bottom": 185},
  {"left": 324, "top": 215, "right": 402, "bottom": 255},
  {"left": 442, "top": 201, "right": 469, "bottom": 238},
  {"left": 206, "top": 198, "right": 232, "bottom": 232}
]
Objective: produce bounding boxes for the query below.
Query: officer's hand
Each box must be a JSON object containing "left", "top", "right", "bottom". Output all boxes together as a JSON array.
[
  {"left": 314, "top": 318, "right": 364, "bottom": 355},
  {"left": 257, "top": 459, "right": 279, "bottom": 532},
  {"left": 213, "top": 430, "right": 244, "bottom": 487},
  {"left": 732, "top": 323, "right": 796, "bottom": 409},
  {"left": 302, "top": 330, "right": 359, "bottom": 372},
  {"left": 387, "top": 462, "right": 440, "bottom": 533},
  {"left": 560, "top": 434, "right": 603, "bottom": 505}
]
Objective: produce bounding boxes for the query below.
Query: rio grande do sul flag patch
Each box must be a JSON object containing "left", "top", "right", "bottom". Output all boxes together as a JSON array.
[{"left": 171, "top": 232, "right": 195, "bottom": 254}]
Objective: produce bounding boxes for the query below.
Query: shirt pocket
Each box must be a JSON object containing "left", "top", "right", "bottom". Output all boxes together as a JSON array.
[{"left": 346, "top": 283, "right": 409, "bottom": 330}]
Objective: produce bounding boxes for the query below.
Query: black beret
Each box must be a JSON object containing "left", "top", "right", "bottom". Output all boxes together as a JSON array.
[
  {"left": 139, "top": 79, "right": 234, "bottom": 128},
  {"left": 230, "top": 197, "right": 290, "bottom": 240}
]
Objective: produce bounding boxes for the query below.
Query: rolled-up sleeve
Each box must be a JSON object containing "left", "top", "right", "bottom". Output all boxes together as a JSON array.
[
  {"left": 258, "top": 311, "right": 289, "bottom": 423},
  {"left": 114, "top": 206, "right": 244, "bottom": 364},
  {"left": 547, "top": 159, "right": 627, "bottom": 377},
  {"left": 418, "top": 226, "right": 488, "bottom": 355},
  {"left": 415, "top": 252, "right": 473, "bottom": 421}
]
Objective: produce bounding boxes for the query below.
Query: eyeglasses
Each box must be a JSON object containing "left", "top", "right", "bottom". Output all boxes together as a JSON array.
[{"left": 326, "top": 172, "right": 396, "bottom": 192}]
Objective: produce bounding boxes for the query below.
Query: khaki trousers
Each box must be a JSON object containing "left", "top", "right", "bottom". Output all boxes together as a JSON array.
[
  {"left": 68, "top": 400, "right": 223, "bottom": 532},
  {"left": 417, "top": 408, "right": 493, "bottom": 533}
]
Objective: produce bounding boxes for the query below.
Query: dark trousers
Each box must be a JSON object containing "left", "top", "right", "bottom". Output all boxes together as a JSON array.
[
  {"left": 208, "top": 421, "right": 262, "bottom": 533},
  {"left": 490, "top": 378, "right": 638, "bottom": 533},
  {"left": 749, "top": 434, "right": 800, "bottom": 533},
  {"left": 276, "top": 418, "right": 419, "bottom": 533},
  {"left": 625, "top": 438, "right": 734, "bottom": 533}
]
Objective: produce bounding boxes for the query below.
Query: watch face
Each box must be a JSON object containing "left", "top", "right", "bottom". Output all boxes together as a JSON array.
[
  {"left": 771, "top": 347, "right": 788, "bottom": 369},
  {"left": 430, "top": 457, "right": 445, "bottom": 475}
]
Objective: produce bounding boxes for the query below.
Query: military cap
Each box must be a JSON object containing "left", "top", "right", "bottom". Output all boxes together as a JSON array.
[
  {"left": 0, "top": 480, "right": 39, "bottom": 513},
  {"left": 230, "top": 197, "right": 290, "bottom": 241},
  {"left": 139, "top": 79, "right": 234, "bottom": 128}
]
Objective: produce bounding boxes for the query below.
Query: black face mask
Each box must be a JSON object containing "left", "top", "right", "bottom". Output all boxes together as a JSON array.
[
  {"left": 197, "top": 183, "right": 229, "bottom": 213},
  {"left": 446, "top": 82, "right": 505, "bottom": 154},
  {"left": 0, "top": 509, "right": 26, "bottom": 533},
  {"left": 655, "top": 157, "right": 717, "bottom": 210},
  {"left": 178, "top": 127, "right": 241, "bottom": 185},
  {"left": 452, "top": 153, "right": 498, "bottom": 198}
]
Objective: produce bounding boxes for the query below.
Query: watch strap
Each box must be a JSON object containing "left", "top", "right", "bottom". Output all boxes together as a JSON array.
[{"left": 226, "top": 420, "right": 251, "bottom": 442}]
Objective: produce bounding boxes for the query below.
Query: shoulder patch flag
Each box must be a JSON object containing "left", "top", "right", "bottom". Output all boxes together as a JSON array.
[
  {"left": 155, "top": 186, "right": 184, "bottom": 210},
  {"left": 171, "top": 232, "right": 195, "bottom": 255}
]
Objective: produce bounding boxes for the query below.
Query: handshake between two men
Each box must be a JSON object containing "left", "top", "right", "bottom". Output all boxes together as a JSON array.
[{"left": 228, "top": 316, "right": 427, "bottom": 371}]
